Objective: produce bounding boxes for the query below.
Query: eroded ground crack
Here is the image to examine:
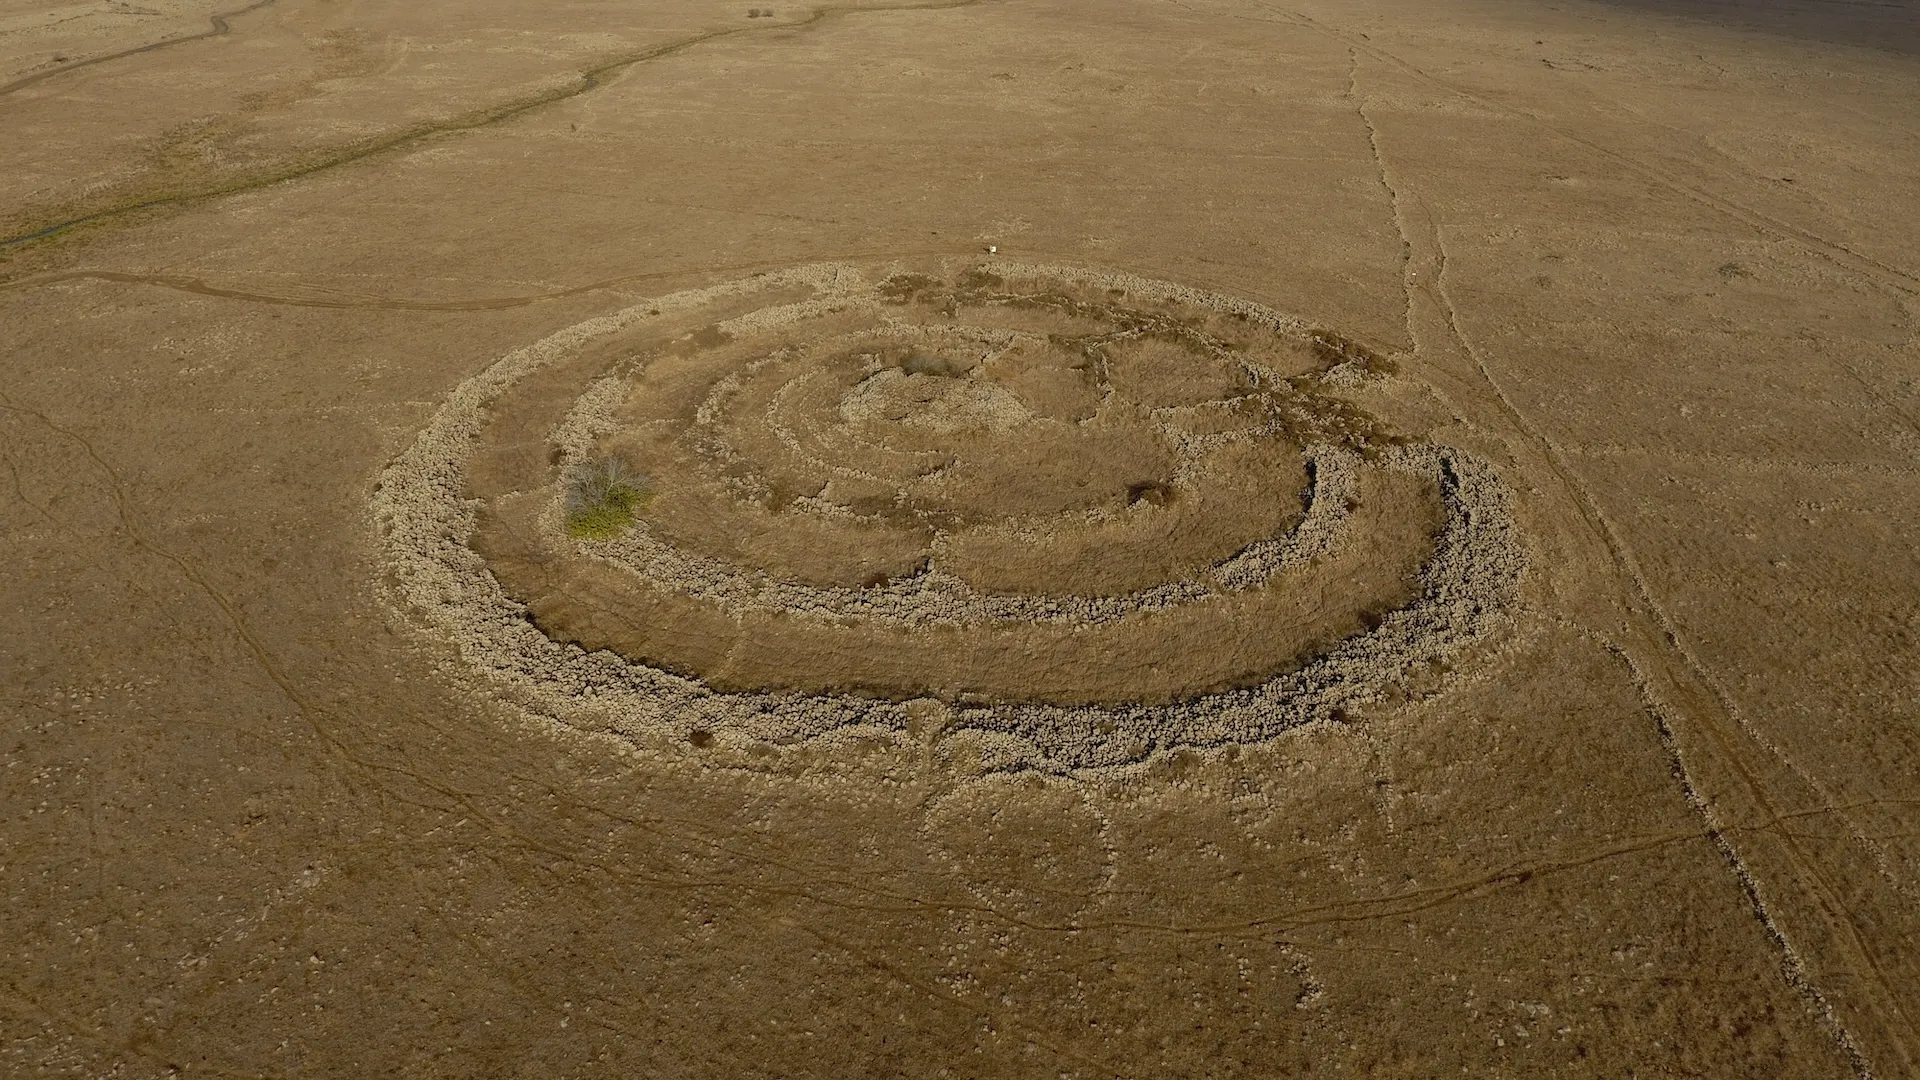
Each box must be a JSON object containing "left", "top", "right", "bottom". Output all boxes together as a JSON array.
[
  {"left": 0, "top": 0, "right": 282, "bottom": 99},
  {"left": 0, "top": 0, "right": 984, "bottom": 260}
]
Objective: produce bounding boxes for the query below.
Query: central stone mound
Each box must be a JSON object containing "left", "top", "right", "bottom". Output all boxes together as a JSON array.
[{"left": 377, "top": 261, "right": 1523, "bottom": 770}]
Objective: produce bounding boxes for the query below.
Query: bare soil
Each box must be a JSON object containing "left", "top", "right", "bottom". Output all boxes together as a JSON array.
[{"left": 3, "top": 0, "right": 1917, "bottom": 1076}]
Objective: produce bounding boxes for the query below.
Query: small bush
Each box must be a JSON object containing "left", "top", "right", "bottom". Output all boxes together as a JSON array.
[{"left": 564, "top": 456, "right": 653, "bottom": 541}]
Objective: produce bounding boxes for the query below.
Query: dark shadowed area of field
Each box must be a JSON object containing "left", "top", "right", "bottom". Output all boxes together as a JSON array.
[{"left": 1587, "top": 0, "right": 1920, "bottom": 52}]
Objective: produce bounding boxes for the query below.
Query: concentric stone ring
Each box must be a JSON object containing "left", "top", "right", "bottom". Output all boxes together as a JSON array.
[{"left": 372, "top": 261, "right": 1524, "bottom": 771}]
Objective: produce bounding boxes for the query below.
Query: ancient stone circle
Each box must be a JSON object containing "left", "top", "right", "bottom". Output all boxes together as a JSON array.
[{"left": 372, "top": 261, "right": 1525, "bottom": 771}]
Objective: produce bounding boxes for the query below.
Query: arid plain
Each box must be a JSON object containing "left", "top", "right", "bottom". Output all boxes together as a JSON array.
[{"left": 3, "top": 0, "right": 1917, "bottom": 1076}]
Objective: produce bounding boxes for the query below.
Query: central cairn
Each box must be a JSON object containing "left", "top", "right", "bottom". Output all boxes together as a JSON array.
[{"left": 375, "top": 261, "right": 1524, "bottom": 772}]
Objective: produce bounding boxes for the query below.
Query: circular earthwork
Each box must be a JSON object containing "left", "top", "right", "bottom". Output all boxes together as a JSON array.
[{"left": 372, "top": 261, "right": 1524, "bottom": 772}]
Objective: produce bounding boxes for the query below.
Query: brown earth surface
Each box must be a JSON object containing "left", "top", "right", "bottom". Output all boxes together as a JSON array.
[{"left": 3, "top": 0, "right": 1918, "bottom": 1077}]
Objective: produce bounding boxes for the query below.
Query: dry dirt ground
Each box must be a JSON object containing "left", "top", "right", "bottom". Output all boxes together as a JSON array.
[{"left": 3, "top": 0, "right": 1918, "bottom": 1076}]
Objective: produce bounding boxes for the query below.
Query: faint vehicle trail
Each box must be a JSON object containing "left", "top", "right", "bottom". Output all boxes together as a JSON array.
[
  {"left": 792, "top": 920, "right": 1135, "bottom": 1078},
  {"left": 1423, "top": 112, "right": 1915, "bottom": 1080},
  {"left": 0, "top": 0, "right": 282, "bottom": 99},
  {"left": 1318, "top": 0, "right": 1920, "bottom": 449},
  {"left": 0, "top": 394, "right": 522, "bottom": 836},
  {"left": 1331, "top": 31, "right": 1914, "bottom": 1075},
  {"left": 1267, "top": 3, "right": 1919, "bottom": 299},
  {"left": 1597, "top": 638, "right": 1882, "bottom": 1077},
  {"left": 0, "top": 0, "right": 986, "bottom": 254}
]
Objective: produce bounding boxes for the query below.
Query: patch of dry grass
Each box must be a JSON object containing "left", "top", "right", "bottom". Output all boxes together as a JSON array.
[{"left": 564, "top": 456, "right": 653, "bottom": 540}]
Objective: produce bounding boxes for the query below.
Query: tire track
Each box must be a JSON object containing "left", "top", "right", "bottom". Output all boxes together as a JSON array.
[
  {"left": 0, "top": 394, "right": 516, "bottom": 831},
  {"left": 1599, "top": 639, "right": 1878, "bottom": 1077},
  {"left": 1264, "top": 2, "right": 1919, "bottom": 298},
  {"left": 1422, "top": 139, "right": 1917, "bottom": 1080},
  {"left": 1333, "top": 38, "right": 1912, "bottom": 1075}
]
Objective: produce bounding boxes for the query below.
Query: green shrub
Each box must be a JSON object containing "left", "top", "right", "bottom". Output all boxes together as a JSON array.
[{"left": 564, "top": 456, "right": 653, "bottom": 541}]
